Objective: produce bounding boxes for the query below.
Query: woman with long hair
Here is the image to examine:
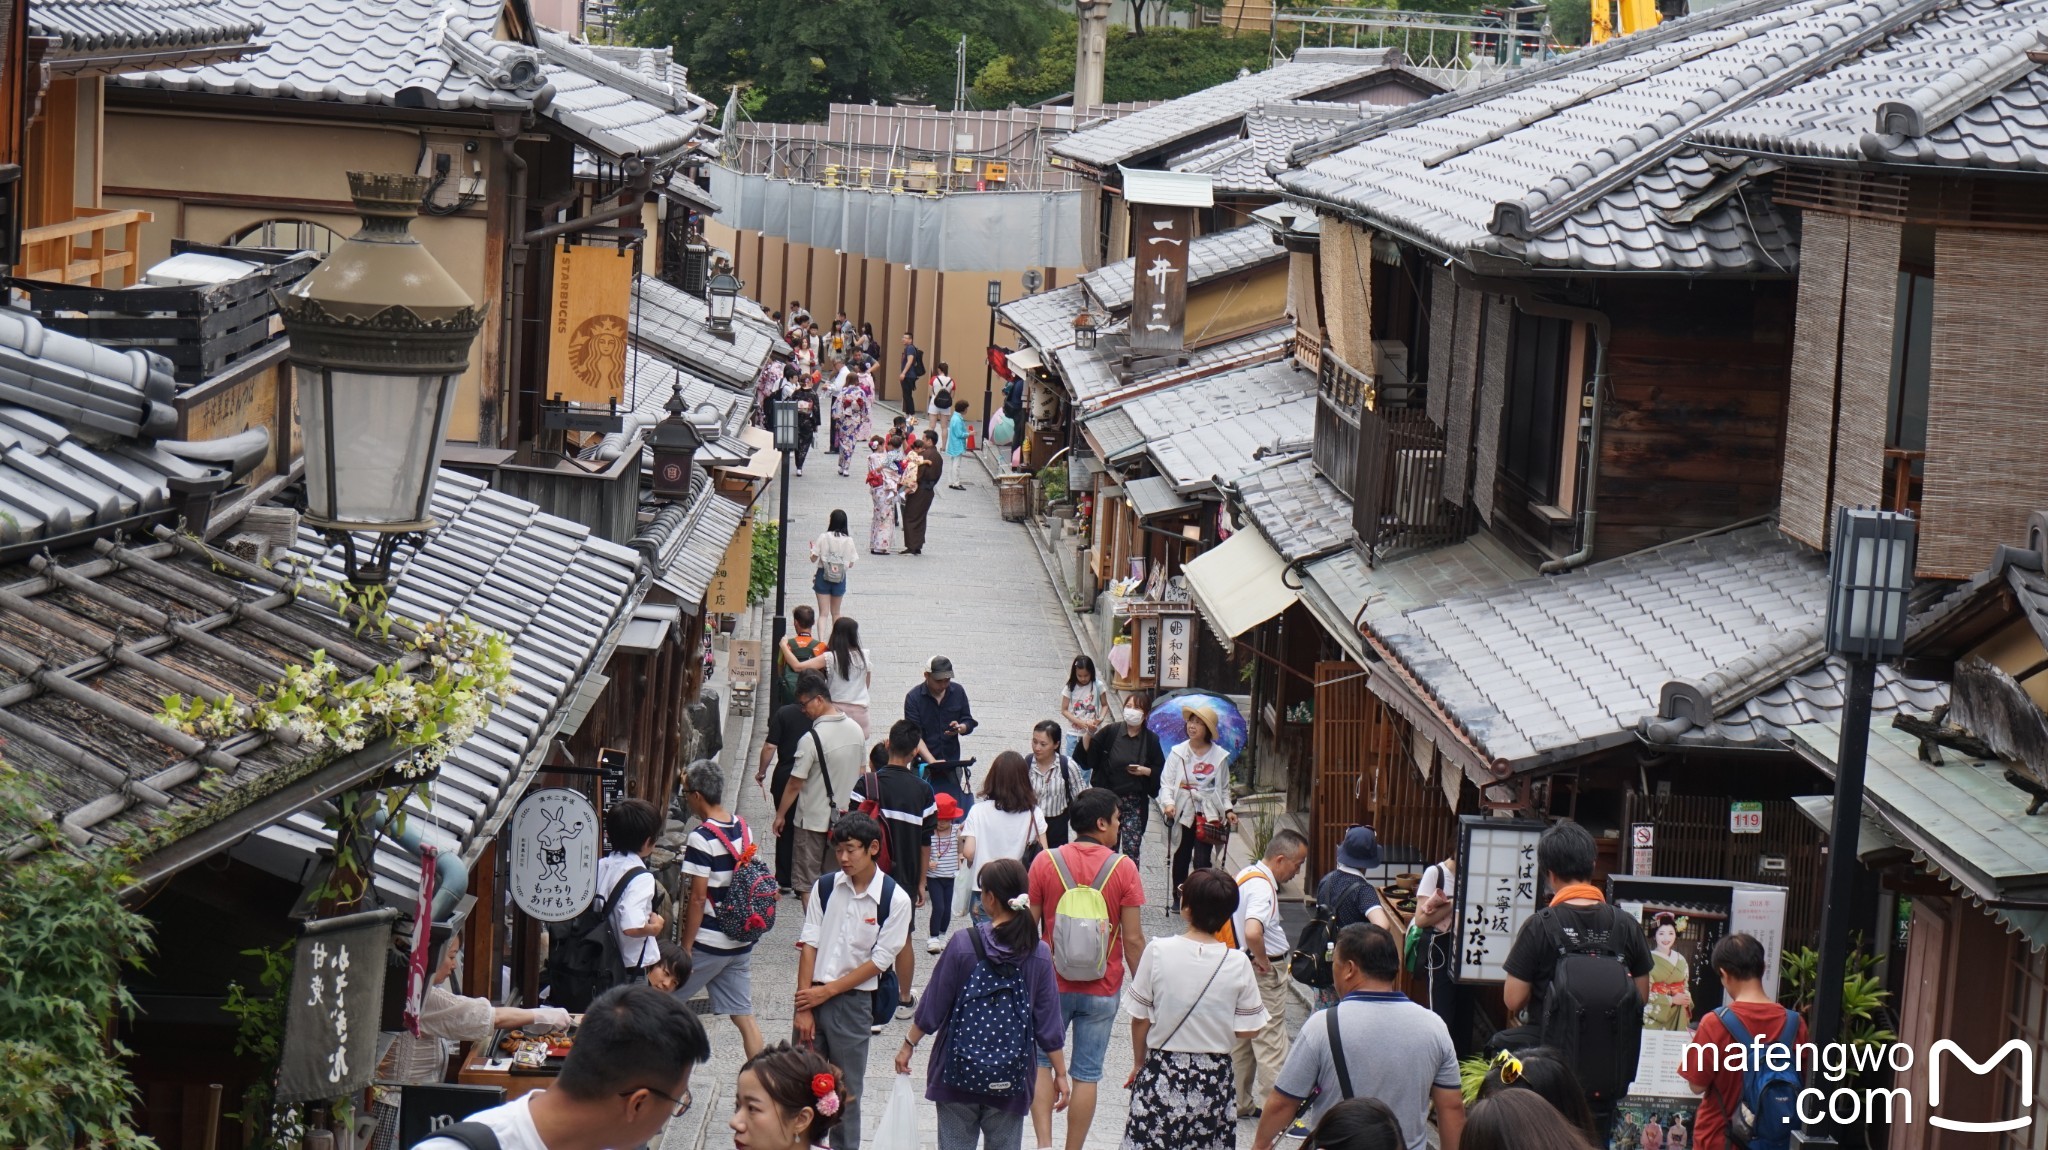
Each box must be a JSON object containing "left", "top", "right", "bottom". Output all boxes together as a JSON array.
[
  {"left": 809, "top": 509, "right": 857, "bottom": 626},
  {"left": 1306, "top": 1098, "right": 1407, "bottom": 1150},
  {"left": 960, "top": 751, "right": 1047, "bottom": 923},
  {"left": 1479, "top": 1047, "right": 1598, "bottom": 1142},
  {"left": 1058, "top": 655, "right": 1109, "bottom": 760},
  {"left": 1120, "top": 867, "right": 1266, "bottom": 1150},
  {"left": 793, "top": 617, "right": 871, "bottom": 736},
  {"left": 895, "top": 857, "right": 1070, "bottom": 1150},
  {"left": 1463, "top": 1089, "right": 1598, "bottom": 1150},
  {"left": 730, "top": 1042, "right": 849, "bottom": 1150},
  {"left": 1158, "top": 706, "right": 1238, "bottom": 910},
  {"left": 863, "top": 435, "right": 898, "bottom": 553}
]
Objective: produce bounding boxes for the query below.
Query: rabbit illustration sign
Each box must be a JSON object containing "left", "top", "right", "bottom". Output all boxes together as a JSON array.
[{"left": 509, "top": 787, "right": 599, "bottom": 921}]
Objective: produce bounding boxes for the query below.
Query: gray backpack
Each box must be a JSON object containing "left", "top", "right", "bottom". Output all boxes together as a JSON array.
[{"left": 1045, "top": 847, "right": 1125, "bottom": 982}]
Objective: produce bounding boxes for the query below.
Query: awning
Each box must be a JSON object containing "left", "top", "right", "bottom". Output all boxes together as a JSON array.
[
  {"left": 617, "top": 605, "right": 682, "bottom": 654},
  {"left": 1125, "top": 475, "right": 1197, "bottom": 520},
  {"left": 1182, "top": 527, "right": 1298, "bottom": 641},
  {"left": 1008, "top": 346, "right": 1045, "bottom": 374},
  {"left": 715, "top": 425, "right": 782, "bottom": 481}
]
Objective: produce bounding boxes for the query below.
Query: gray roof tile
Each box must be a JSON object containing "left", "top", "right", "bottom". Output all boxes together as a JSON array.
[
  {"left": 1104, "top": 358, "right": 1315, "bottom": 492},
  {"left": 30, "top": 0, "right": 262, "bottom": 59},
  {"left": 1053, "top": 48, "right": 1413, "bottom": 169},
  {"left": 997, "top": 283, "right": 1090, "bottom": 357},
  {"left": 1170, "top": 100, "right": 1369, "bottom": 194},
  {"left": 1064, "top": 322, "right": 1295, "bottom": 410},
  {"left": 633, "top": 273, "right": 777, "bottom": 389},
  {"left": 1235, "top": 455, "right": 1353, "bottom": 562}
]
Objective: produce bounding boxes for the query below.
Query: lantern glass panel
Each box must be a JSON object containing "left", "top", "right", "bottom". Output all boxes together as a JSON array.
[
  {"left": 987, "top": 280, "right": 1002, "bottom": 307},
  {"left": 1824, "top": 508, "right": 1916, "bottom": 659},
  {"left": 300, "top": 365, "right": 458, "bottom": 528},
  {"left": 773, "top": 398, "right": 801, "bottom": 451}
]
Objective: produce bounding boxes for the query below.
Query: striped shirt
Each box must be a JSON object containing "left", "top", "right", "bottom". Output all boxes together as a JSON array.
[
  {"left": 681, "top": 815, "right": 754, "bottom": 954},
  {"left": 929, "top": 827, "right": 960, "bottom": 878}
]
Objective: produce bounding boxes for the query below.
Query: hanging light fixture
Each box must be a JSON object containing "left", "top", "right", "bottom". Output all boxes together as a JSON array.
[
  {"left": 1073, "top": 310, "right": 1098, "bottom": 351},
  {"left": 707, "top": 271, "right": 741, "bottom": 335},
  {"left": 277, "top": 171, "right": 487, "bottom": 585},
  {"left": 650, "top": 382, "right": 707, "bottom": 500}
]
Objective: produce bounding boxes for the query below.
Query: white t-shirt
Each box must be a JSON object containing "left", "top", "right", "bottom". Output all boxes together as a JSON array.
[
  {"left": 824, "top": 648, "right": 871, "bottom": 708},
  {"left": 1417, "top": 862, "right": 1455, "bottom": 901},
  {"left": 927, "top": 372, "right": 956, "bottom": 410},
  {"left": 811, "top": 533, "right": 858, "bottom": 581},
  {"left": 594, "top": 851, "right": 659, "bottom": 969},
  {"left": 1124, "top": 936, "right": 1268, "bottom": 1055},
  {"left": 415, "top": 1090, "right": 549, "bottom": 1150},
  {"left": 1060, "top": 680, "right": 1108, "bottom": 739},
  {"left": 960, "top": 802, "right": 1040, "bottom": 890},
  {"left": 1232, "top": 861, "right": 1288, "bottom": 957}
]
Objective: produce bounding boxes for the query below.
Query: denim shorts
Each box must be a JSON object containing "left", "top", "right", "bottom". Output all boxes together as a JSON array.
[
  {"left": 1035, "top": 990, "right": 1118, "bottom": 1082},
  {"left": 812, "top": 569, "right": 848, "bottom": 596}
]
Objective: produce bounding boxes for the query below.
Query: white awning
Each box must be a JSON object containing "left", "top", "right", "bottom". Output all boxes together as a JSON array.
[
  {"left": 1008, "top": 346, "right": 1044, "bottom": 374},
  {"left": 1182, "top": 527, "right": 1298, "bottom": 641},
  {"left": 1120, "top": 166, "right": 1216, "bottom": 207}
]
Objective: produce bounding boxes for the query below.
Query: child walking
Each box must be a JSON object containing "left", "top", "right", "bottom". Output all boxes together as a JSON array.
[
  {"left": 945, "top": 400, "right": 970, "bottom": 490},
  {"left": 926, "top": 792, "right": 962, "bottom": 953}
]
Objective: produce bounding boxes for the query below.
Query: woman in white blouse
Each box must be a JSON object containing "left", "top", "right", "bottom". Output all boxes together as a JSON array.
[
  {"left": 791, "top": 617, "right": 872, "bottom": 735},
  {"left": 1158, "top": 704, "right": 1238, "bottom": 909},
  {"left": 1120, "top": 866, "right": 1267, "bottom": 1150}
]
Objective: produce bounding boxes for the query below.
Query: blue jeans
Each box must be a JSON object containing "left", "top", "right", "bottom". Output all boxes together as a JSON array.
[
  {"left": 1033, "top": 991, "right": 1118, "bottom": 1082},
  {"left": 927, "top": 875, "right": 955, "bottom": 936}
]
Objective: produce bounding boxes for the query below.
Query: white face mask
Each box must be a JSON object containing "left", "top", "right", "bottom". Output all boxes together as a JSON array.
[{"left": 1124, "top": 708, "right": 1145, "bottom": 726}]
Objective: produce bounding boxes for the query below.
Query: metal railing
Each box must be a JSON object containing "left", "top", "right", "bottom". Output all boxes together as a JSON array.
[
  {"left": 1270, "top": 5, "right": 1556, "bottom": 71},
  {"left": 1354, "top": 405, "right": 1472, "bottom": 564}
]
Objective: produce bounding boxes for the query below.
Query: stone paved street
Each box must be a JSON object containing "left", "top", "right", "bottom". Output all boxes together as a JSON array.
[{"left": 663, "top": 412, "right": 1306, "bottom": 1150}]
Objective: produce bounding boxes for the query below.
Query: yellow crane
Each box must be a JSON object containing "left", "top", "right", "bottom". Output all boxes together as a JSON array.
[{"left": 1590, "top": 0, "right": 1663, "bottom": 42}]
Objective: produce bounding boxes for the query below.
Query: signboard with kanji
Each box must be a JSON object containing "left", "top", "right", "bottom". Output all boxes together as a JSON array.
[
  {"left": 1136, "top": 617, "right": 1160, "bottom": 682},
  {"left": 276, "top": 910, "right": 395, "bottom": 1104},
  {"left": 1158, "top": 613, "right": 1194, "bottom": 689},
  {"left": 1127, "top": 205, "right": 1194, "bottom": 353},
  {"left": 1453, "top": 816, "right": 1546, "bottom": 984},
  {"left": 706, "top": 519, "right": 755, "bottom": 616},
  {"left": 1631, "top": 822, "right": 1655, "bottom": 876},
  {"left": 508, "top": 787, "right": 599, "bottom": 922}
]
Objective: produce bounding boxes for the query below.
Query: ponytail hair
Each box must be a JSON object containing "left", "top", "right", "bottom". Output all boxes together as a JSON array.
[{"left": 977, "top": 857, "right": 1039, "bottom": 954}]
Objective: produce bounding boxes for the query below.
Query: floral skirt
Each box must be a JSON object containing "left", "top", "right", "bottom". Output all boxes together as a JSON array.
[{"left": 1121, "top": 1050, "right": 1235, "bottom": 1150}]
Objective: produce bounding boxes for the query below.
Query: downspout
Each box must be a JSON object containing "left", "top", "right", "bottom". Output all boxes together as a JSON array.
[
  {"left": 1451, "top": 267, "right": 1611, "bottom": 574},
  {"left": 494, "top": 111, "right": 530, "bottom": 450},
  {"left": 367, "top": 808, "right": 470, "bottom": 921}
]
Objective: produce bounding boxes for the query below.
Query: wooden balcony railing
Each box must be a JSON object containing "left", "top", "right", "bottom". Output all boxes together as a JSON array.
[
  {"left": 1353, "top": 404, "right": 1474, "bottom": 565},
  {"left": 1293, "top": 328, "right": 1323, "bottom": 376},
  {"left": 20, "top": 207, "right": 153, "bottom": 288},
  {"left": 1884, "top": 448, "right": 1924, "bottom": 517}
]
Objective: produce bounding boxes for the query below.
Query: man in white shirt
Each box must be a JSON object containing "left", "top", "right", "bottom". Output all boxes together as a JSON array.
[
  {"left": 595, "top": 798, "right": 665, "bottom": 983},
  {"left": 413, "top": 984, "right": 709, "bottom": 1150},
  {"left": 796, "top": 812, "right": 914, "bottom": 1150},
  {"left": 1233, "top": 828, "right": 1309, "bottom": 1117},
  {"left": 774, "top": 678, "right": 866, "bottom": 900}
]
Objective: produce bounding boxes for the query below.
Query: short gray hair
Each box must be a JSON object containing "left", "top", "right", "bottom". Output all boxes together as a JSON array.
[
  {"left": 1267, "top": 828, "right": 1309, "bottom": 861},
  {"left": 683, "top": 759, "right": 724, "bottom": 806}
]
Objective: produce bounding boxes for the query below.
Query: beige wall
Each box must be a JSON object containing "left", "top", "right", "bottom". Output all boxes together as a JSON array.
[
  {"left": 1186, "top": 260, "right": 1288, "bottom": 347},
  {"left": 708, "top": 221, "right": 1082, "bottom": 415},
  {"left": 103, "top": 108, "right": 498, "bottom": 442}
]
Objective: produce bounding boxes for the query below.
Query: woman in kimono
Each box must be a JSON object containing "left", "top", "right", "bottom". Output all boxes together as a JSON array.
[
  {"left": 833, "top": 368, "right": 873, "bottom": 476},
  {"left": 864, "top": 434, "right": 898, "bottom": 553},
  {"left": 1642, "top": 912, "right": 1693, "bottom": 1031}
]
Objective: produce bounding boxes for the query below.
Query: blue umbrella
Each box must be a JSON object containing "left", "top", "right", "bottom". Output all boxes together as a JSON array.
[{"left": 1146, "top": 691, "right": 1248, "bottom": 759}]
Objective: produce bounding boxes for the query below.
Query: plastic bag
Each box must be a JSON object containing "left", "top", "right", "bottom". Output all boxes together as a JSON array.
[
  {"left": 953, "top": 861, "right": 976, "bottom": 920},
  {"left": 991, "top": 412, "right": 1017, "bottom": 446},
  {"left": 875, "top": 1073, "right": 921, "bottom": 1148}
]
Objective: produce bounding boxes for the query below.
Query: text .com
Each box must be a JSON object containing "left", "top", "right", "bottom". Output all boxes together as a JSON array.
[{"left": 1679, "top": 1039, "right": 2034, "bottom": 1131}]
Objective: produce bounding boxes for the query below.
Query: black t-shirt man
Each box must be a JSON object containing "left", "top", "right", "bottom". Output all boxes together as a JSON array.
[
  {"left": 849, "top": 763, "right": 937, "bottom": 894},
  {"left": 760, "top": 702, "right": 814, "bottom": 890},
  {"left": 1501, "top": 898, "right": 1655, "bottom": 1022}
]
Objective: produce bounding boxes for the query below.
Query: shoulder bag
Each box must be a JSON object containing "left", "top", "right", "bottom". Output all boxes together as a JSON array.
[{"left": 1149, "top": 949, "right": 1230, "bottom": 1054}]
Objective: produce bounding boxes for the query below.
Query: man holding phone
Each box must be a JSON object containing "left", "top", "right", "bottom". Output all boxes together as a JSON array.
[{"left": 905, "top": 655, "right": 978, "bottom": 813}]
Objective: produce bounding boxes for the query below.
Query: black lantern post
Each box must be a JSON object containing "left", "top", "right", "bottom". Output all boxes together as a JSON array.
[
  {"left": 1813, "top": 507, "right": 1916, "bottom": 1050},
  {"left": 983, "top": 278, "right": 1002, "bottom": 448},
  {"left": 707, "top": 272, "right": 741, "bottom": 336},
  {"left": 650, "top": 382, "right": 705, "bottom": 500},
  {"left": 769, "top": 397, "right": 801, "bottom": 706},
  {"left": 277, "top": 171, "right": 487, "bottom": 585}
]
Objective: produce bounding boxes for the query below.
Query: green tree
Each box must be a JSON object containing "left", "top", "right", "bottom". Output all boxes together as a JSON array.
[{"left": 621, "top": 0, "right": 1059, "bottom": 121}]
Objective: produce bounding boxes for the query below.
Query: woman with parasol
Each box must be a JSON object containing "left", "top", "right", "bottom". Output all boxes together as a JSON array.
[{"left": 1158, "top": 702, "right": 1238, "bottom": 910}]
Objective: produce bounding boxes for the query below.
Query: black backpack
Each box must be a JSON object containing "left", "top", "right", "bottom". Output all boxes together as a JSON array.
[
  {"left": 1535, "top": 904, "right": 1643, "bottom": 1105},
  {"left": 1290, "top": 873, "right": 1366, "bottom": 989},
  {"left": 546, "top": 864, "right": 647, "bottom": 1011},
  {"left": 413, "top": 1123, "right": 498, "bottom": 1150}
]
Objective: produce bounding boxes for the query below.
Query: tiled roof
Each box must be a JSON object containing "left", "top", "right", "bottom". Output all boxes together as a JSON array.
[
  {"left": 1171, "top": 101, "right": 1368, "bottom": 195},
  {"left": 253, "top": 469, "right": 641, "bottom": 905},
  {"left": 1696, "top": 0, "right": 2048, "bottom": 173},
  {"left": 1296, "top": 534, "right": 1534, "bottom": 661},
  {"left": 1371, "top": 523, "right": 1826, "bottom": 773},
  {"left": 1676, "top": 658, "right": 1948, "bottom": 749},
  {"left": 30, "top": 0, "right": 262, "bottom": 61},
  {"left": 1079, "top": 224, "right": 1286, "bottom": 312},
  {"left": 1053, "top": 47, "right": 1411, "bottom": 169},
  {"left": 632, "top": 274, "right": 779, "bottom": 389},
  {"left": 643, "top": 474, "right": 750, "bottom": 606},
  {"left": 1098, "top": 358, "right": 1314, "bottom": 493},
  {"left": 1065, "top": 322, "right": 1295, "bottom": 410},
  {"left": 1235, "top": 455, "right": 1352, "bottom": 562},
  {"left": 1273, "top": 0, "right": 1907, "bottom": 272},
  {"left": 116, "top": 0, "right": 705, "bottom": 163},
  {"left": 997, "top": 283, "right": 1089, "bottom": 355}
]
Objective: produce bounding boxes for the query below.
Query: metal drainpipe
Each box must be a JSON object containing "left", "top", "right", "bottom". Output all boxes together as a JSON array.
[
  {"left": 526, "top": 157, "right": 652, "bottom": 243},
  {"left": 1451, "top": 267, "right": 1612, "bottom": 574},
  {"left": 494, "top": 112, "right": 530, "bottom": 450}
]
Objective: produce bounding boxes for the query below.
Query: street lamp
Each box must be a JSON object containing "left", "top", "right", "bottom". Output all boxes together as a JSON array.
[
  {"left": 277, "top": 171, "right": 486, "bottom": 585},
  {"left": 1813, "top": 506, "right": 1916, "bottom": 1055},
  {"left": 983, "top": 279, "right": 1003, "bottom": 450},
  {"left": 707, "top": 272, "right": 741, "bottom": 336},
  {"left": 649, "top": 382, "right": 705, "bottom": 500},
  {"left": 769, "top": 397, "right": 801, "bottom": 707},
  {"left": 1073, "top": 311, "right": 1098, "bottom": 351}
]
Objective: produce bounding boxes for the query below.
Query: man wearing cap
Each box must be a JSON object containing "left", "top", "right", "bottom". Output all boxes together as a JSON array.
[
  {"left": 905, "top": 655, "right": 978, "bottom": 811},
  {"left": 1313, "top": 828, "right": 1394, "bottom": 1005}
]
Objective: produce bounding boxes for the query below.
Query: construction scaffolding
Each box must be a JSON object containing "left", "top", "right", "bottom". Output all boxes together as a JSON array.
[{"left": 1269, "top": 5, "right": 1555, "bottom": 71}]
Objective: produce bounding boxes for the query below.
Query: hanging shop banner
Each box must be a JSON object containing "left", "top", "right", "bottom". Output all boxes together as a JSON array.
[
  {"left": 508, "top": 787, "right": 599, "bottom": 922},
  {"left": 1453, "top": 816, "right": 1545, "bottom": 983},
  {"left": 706, "top": 519, "right": 756, "bottom": 617},
  {"left": 1127, "top": 205, "right": 1194, "bottom": 353},
  {"left": 1159, "top": 613, "right": 1195, "bottom": 689},
  {"left": 276, "top": 909, "right": 397, "bottom": 1105},
  {"left": 402, "top": 846, "right": 439, "bottom": 1037},
  {"left": 547, "top": 243, "right": 633, "bottom": 406}
]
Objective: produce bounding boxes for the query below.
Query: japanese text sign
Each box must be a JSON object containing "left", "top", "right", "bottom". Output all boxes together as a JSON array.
[
  {"left": 276, "top": 910, "right": 395, "bottom": 1104},
  {"left": 1453, "top": 816, "right": 1545, "bottom": 983},
  {"left": 509, "top": 787, "right": 599, "bottom": 922},
  {"left": 1159, "top": 613, "right": 1194, "bottom": 689},
  {"left": 1127, "top": 205, "right": 1194, "bottom": 353}
]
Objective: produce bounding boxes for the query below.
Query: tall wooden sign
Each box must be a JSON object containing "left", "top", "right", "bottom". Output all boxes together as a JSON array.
[
  {"left": 548, "top": 243, "right": 632, "bottom": 405},
  {"left": 1128, "top": 205, "right": 1194, "bottom": 353}
]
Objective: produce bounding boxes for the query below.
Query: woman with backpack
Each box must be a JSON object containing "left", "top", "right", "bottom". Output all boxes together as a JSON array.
[
  {"left": 809, "top": 510, "right": 858, "bottom": 627},
  {"left": 894, "top": 857, "right": 1070, "bottom": 1150}
]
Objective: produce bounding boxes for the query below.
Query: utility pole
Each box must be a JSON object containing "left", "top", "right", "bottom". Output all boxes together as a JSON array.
[{"left": 1075, "top": 0, "right": 1111, "bottom": 108}]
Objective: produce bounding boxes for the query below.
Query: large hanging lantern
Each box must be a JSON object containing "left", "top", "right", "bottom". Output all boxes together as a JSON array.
[{"left": 277, "top": 172, "right": 488, "bottom": 584}]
